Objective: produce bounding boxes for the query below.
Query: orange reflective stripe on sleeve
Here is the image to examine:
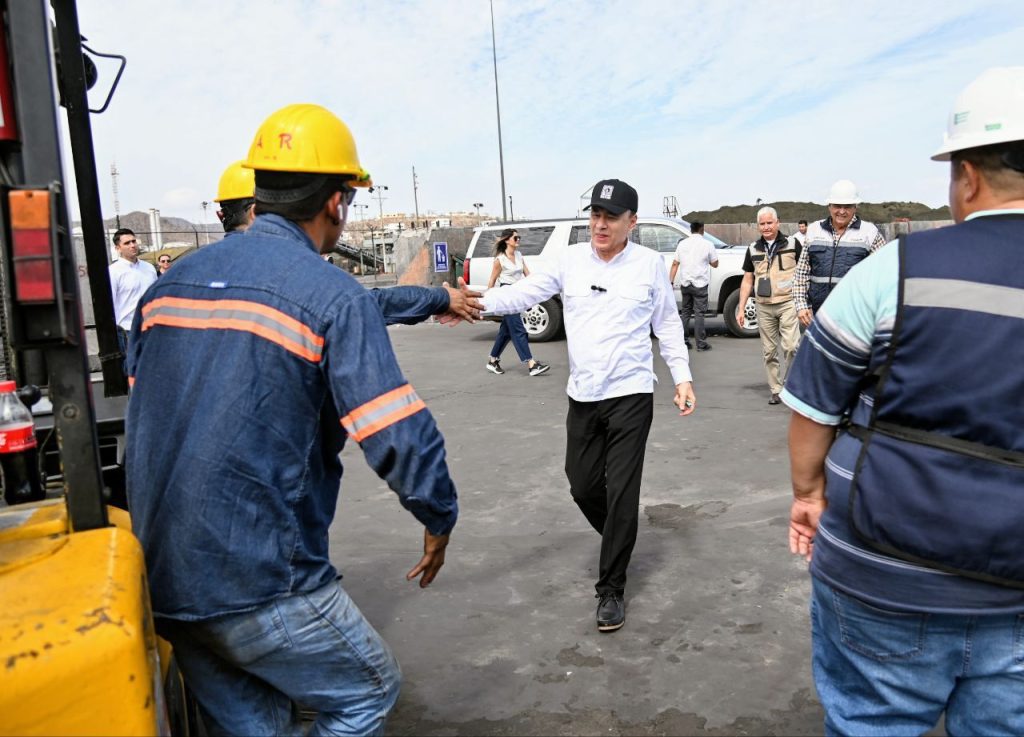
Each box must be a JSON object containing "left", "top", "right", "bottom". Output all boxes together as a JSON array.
[
  {"left": 128, "top": 376, "right": 135, "bottom": 387},
  {"left": 340, "top": 384, "right": 427, "bottom": 442},
  {"left": 140, "top": 297, "right": 324, "bottom": 363}
]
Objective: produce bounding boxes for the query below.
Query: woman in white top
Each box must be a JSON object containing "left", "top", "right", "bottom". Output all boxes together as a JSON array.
[{"left": 485, "top": 229, "right": 550, "bottom": 376}]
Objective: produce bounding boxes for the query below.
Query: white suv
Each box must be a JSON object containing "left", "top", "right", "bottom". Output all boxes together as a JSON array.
[{"left": 463, "top": 217, "right": 758, "bottom": 342}]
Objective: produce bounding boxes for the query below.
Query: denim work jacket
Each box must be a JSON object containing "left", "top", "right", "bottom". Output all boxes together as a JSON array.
[{"left": 126, "top": 214, "right": 459, "bottom": 621}]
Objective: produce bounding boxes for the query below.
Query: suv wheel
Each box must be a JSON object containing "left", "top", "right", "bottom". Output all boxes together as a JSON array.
[
  {"left": 523, "top": 298, "right": 563, "bottom": 343},
  {"left": 722, "top": 290, "right": 759, "bottom": 338}
]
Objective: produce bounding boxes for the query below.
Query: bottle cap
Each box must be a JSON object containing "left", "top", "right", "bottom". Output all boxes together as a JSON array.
[{"left": 0, "top": 380, "right": 15, "bottom": 393}]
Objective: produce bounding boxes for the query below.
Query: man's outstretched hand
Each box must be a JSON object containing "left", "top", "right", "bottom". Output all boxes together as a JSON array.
[
  {"left": 439, "top": 277, "right": 483, "bottom": 326},
  {"left": 406, "top": 529, "right": 450, "bottom": 587}
]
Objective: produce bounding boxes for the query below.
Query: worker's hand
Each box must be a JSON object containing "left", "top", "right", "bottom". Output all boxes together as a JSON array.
[
  {"left": 406, "top": 529, "right": 450, "bottom": 587},
  {"left": 737, "top": 309, "right": 745, "bottom": 328},
  {"left": 674, "top": 382, "right": 696, "bottom": 416},
  {"left": 798, "top": 308, "right": 813, "bottom": 327},
  {"left": 440, "top": 278, "right": 483, "bottom": 325},
  {"left": 789, "top": 496, "right": 826, "bottom": 562}
]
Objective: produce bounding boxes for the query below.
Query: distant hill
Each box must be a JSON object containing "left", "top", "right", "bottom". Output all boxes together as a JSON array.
[
  {"left": 683, "top": 201, "right": 951, "bottom": 224},
  {"left": 88, "top": 210, "right": 222, "bottom": 248}
]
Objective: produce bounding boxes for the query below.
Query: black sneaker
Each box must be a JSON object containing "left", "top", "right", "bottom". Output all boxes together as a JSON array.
[
  {"left": 596, "top": 593, "right": 625, "bottom": 632},
  {"left": 768, "top": 393, "right": 781, "bottom": 405},
  {"left": 684, "top": 340, "right": 694, "bottom": 349},
  {"left": 529, "top": 361, "right": 551, "bottom": 376},
  {"left": 486, "top": 360, "right": 505, "bottom": 375},
  {"left": 697, "top": 343, "right": 712, "bottom": 351}
]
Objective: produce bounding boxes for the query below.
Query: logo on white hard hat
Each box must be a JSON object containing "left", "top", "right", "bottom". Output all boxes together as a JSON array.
[
  {"left": 931, "top": 66, "right": 1024, "bottom": 162},
  {"left": 600, "top": 185, "right": 615, "bottom": 199}
]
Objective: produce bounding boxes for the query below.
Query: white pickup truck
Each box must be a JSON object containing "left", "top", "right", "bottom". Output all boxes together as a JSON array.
[{"left": 463, "top": 217, "right": 757, "bottom": 342}]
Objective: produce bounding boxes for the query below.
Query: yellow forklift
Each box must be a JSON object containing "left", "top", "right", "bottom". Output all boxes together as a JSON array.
[{"left": 0, "top": 1, "right": 198, "bottom": 733}]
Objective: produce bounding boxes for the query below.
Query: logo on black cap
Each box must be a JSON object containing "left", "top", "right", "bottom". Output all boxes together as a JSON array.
[{"left": 585, "top": 178, "right": 638, "bottom": 216}]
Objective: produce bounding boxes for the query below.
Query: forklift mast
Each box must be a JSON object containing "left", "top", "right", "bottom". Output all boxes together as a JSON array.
[
  {"left": 0, "top": 4, "right": 201, "bottom": 734},
  {"left": 1, "top": 0, "right": 130, "bottom": 529}
]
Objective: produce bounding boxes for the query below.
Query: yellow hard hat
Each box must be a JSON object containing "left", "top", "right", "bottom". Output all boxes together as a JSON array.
[
  {"left": 242, "top": 104, "right": 372, "bottom": 187},
  {"left": 214, "top": 160, "right": 255, "bottom": 202}
]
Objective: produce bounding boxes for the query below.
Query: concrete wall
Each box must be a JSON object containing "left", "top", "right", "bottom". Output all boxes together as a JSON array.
[
  {"left": 705, "top": 220, "right": 954, "bottom": 246},
  {"left": 392, "top": 226, "right": 475, "bottom": 287}
]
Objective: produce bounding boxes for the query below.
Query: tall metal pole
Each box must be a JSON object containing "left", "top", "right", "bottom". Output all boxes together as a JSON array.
[
  {"left": 373, "top": 185, "right": 388, "bottom": 225},
  {"left": 110, "top": 161, "right": 121, "bottom": 228},
  {"left": 490, "top": 0, "right": 508, "bottom": 221},
  {"left": 412, "top": 166, "right": 420, "bottom": 222},
  {"left": 200, "top": 201, "right": 210, "bottom": 245}
]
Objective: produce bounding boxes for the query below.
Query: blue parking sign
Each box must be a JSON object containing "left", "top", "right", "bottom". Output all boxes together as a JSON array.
[{"left": 433, "top": 242, "right": 449, "bottom": 272}]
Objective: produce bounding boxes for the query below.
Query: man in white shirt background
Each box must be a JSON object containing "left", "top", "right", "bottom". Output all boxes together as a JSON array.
[
  {"left": 108, "top": 227, "right": 157, "bottom": 360},
  {"left": 480, "top": 178, "right": 695, "bottom": 634},
  {"left": 669, "top": 220, "right": 719, "bottom": 351},
  {"left": 793, "top": 219, "right": 808, "bottom": 246}
]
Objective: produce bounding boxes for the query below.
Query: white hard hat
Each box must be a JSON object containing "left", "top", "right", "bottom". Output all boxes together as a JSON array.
[
  {"left": 825, "top": 179, "right": 860, "bottom": 205},
  {"left": 931, "top": 66, "right": 1024, "bottom": 161}
]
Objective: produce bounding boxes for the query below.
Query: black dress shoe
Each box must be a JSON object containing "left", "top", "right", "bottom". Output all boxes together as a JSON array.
[
  {"left": 768, "top": 393, "right": 781, "bottom": 405},
  {"left": 696, "top": 343, "right": 712, "bottom": 351},
  {"left": 684, "top": 340, "right": 694, "bottom": 349},
  {"left": 596, "top": 593, "right": 625, "bottom": 632}
]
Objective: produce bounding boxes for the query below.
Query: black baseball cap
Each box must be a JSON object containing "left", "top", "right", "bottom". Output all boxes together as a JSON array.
[{"left": 584, "top": 179, "right": 638, "bottom": 216}]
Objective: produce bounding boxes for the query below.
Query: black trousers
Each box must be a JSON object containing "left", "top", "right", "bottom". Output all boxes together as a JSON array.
[
  {"left": 680, "top": 283, "right": 709, "bottom": 346},
  {"left": 565, "top": 392, "right": 654, "bottom": 597}
]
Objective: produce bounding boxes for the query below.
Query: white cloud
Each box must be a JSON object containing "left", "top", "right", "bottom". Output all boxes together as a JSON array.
[
  {"left": 161, "top": 187, "right": 202, "bottom": 211},
  {"left": 65, "top": 0, "right": 1024, "bottom": 222}
]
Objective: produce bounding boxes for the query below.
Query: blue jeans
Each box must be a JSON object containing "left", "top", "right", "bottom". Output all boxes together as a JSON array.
[
  {"left": 490, "top": 312, "right": 532, "bottom": 363},
  {"left": 117, "top": 326, "right": 130, "bottom": 375},
  {"left": 811, "top": 577, "right": 1024, "bottom": 736},
  {"left": 161, "top": 580, "right": 401, "bottom": 736}
]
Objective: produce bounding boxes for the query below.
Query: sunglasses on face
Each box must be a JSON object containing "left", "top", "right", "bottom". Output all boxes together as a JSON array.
[
  {"left": 158, "top": 258, "right": 170, "bottom": 264},
  {"left": 341, "top": 184, "right": 357, "bottom": 206},
  {"left": 511, "top": 235, "right": 520, "bottom": 242}
]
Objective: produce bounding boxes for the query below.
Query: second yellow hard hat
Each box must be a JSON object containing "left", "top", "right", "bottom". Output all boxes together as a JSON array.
[{"left": 214, "top": 160, "right": 255, "bottom": 202}]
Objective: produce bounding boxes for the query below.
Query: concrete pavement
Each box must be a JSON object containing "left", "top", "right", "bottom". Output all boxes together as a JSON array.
[{"left": 329, "top": 320, "right": 824, "bottom": 735}]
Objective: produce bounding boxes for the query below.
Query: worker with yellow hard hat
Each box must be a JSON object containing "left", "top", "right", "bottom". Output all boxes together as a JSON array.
[
  {"left": 125, "top": 104, "right": 467, "bottom": 735},
  {"left": 213, "top": 160, "right": 256, "bottom": 234}
]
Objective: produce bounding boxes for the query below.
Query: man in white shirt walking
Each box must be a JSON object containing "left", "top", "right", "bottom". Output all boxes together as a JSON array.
[
  {"left": 108, "top": 228, "right": 157, "bottom": 359},
  {"left": 480, "top": 179, "right": 695, "bottom": 633},
  {"left": 669, "top": 220, "right": 719, "bottom": 351}
]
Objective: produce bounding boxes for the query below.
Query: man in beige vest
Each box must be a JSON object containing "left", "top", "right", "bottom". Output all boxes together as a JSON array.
[{"left": 737, "top": 206, "right": 802, "bottom": 404}]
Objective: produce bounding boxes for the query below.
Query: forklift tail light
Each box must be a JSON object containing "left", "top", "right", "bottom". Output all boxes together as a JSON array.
[{"left": 9, "top": 190, "right": 57, "bottom": 303}]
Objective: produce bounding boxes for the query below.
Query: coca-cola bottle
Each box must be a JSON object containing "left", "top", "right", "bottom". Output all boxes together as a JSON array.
[{"left": 0, "top": 380, "right": 44, "bottom": 505}]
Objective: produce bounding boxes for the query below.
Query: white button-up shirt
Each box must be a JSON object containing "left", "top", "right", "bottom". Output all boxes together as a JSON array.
[
  {"left": 481, "top": 241, "right": 692, "bottom": 402},
  {"left": 109, "top": 258, "right": 158, "bottom": 329},
  {"left": 672, "top": 234, "right": 718, "bottom": 288}
]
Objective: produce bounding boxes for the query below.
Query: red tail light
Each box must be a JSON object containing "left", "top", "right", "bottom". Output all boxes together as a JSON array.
[
  {"left": 0, "top": 17, "right": 18, "bottom": 142},
  {"left": 9, "top": 190, "right": 57, "bottom": 303}
]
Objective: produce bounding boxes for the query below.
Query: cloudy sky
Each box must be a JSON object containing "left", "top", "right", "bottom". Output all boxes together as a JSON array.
[{"left": 70, "top": 0, "right": 1023, "bottom": 223}]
